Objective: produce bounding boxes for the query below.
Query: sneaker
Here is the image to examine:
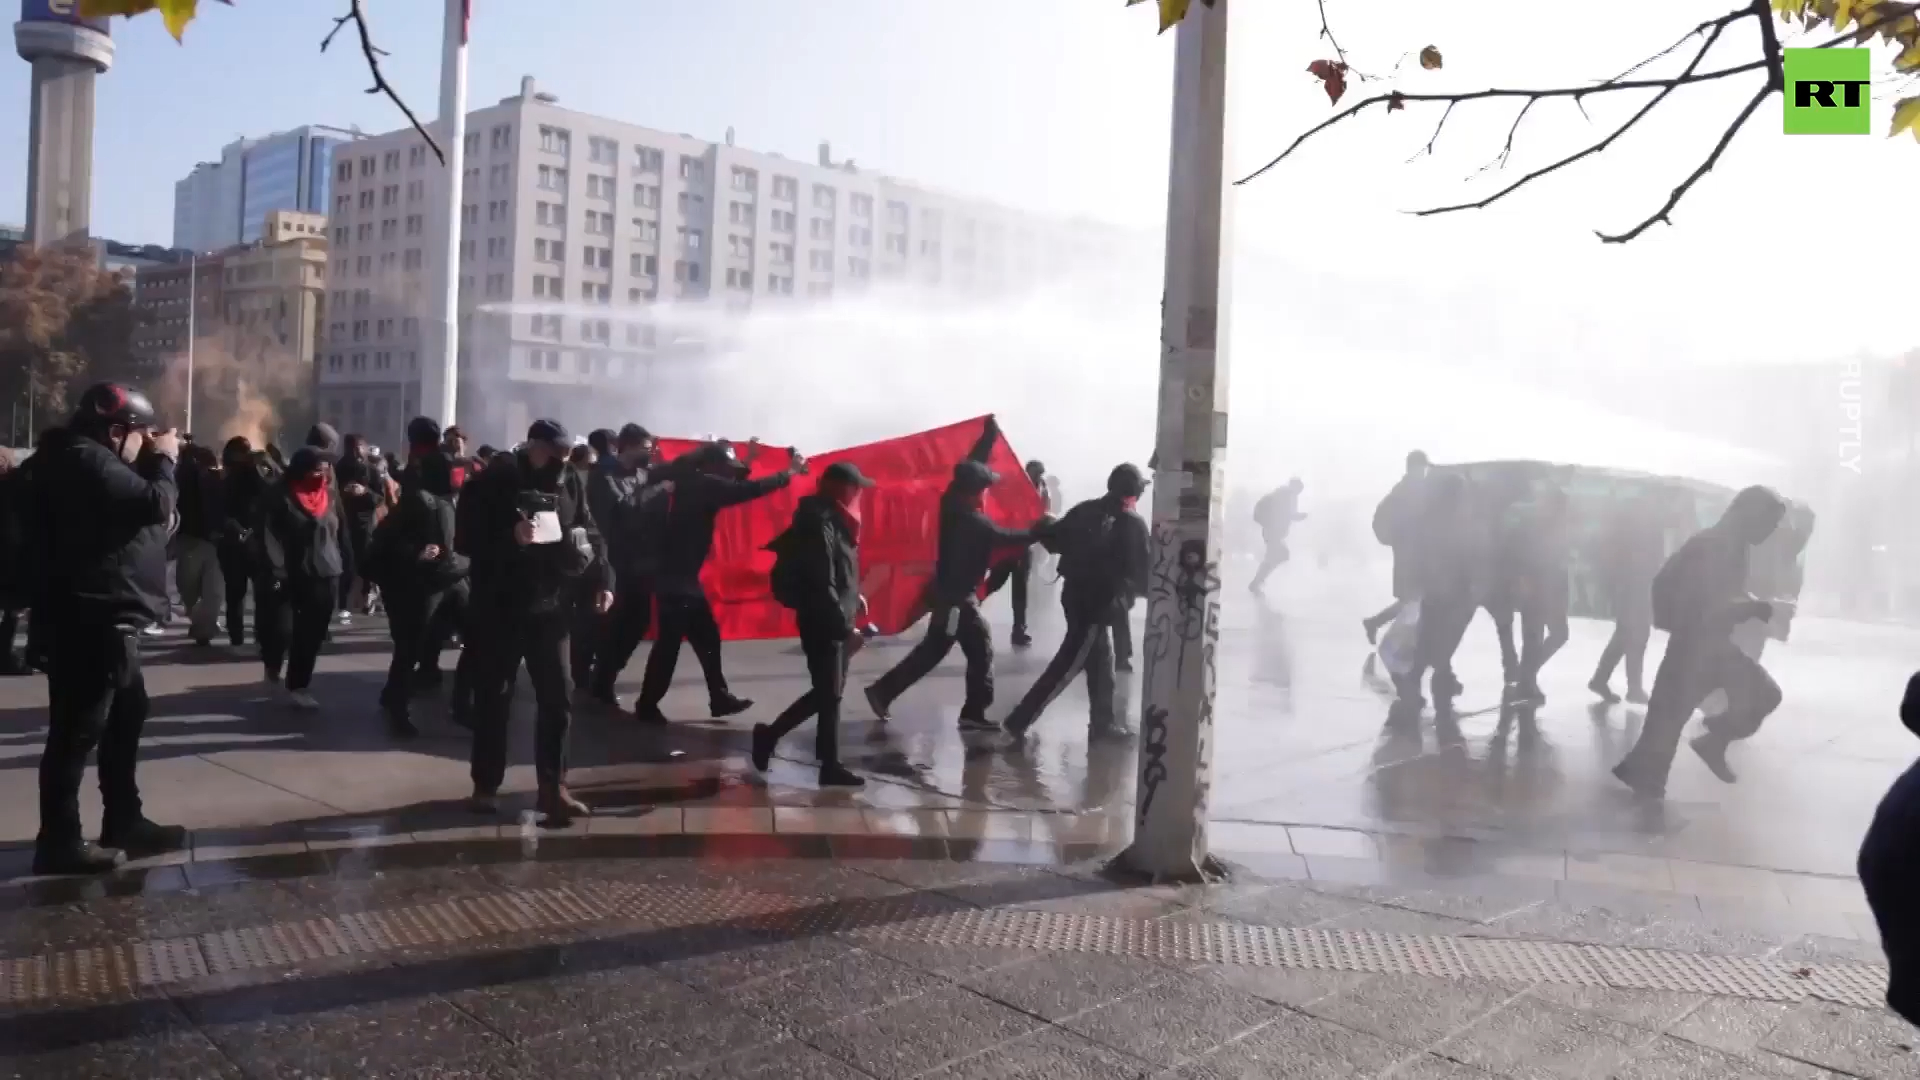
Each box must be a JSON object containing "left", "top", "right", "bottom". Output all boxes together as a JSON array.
[
  {"left": 467, "top": 787, "right": 499, "bottom": 814},
  {"left": 32, "top": 841, "right": 124, "bottom": 876},
  {"left": 140, "top": 625, "right": 164, "bottom": 638},
  {"left": 1002, "top": 718, "right": 1033, "bottom": 742},
  {"left": 336, "top": 610, "right": 352, "bottom": 626},
  {"left": 1363, "top": 616, "right": 1382, "bottom": 646},
  {"left": 287, "top": 689, "right": 320, "bottom": 710},
  {"left": 1010, "top": 629, "right": 1032, "bottom": 648},
  {"left": 864, "top": 684, "right": 892, "bottom": 722},
  {"left": 536, "top": 786, "right": 591, "bottom": 827},
  {"left": 710, "top": 693, "right": 754, "bottom": 718},
  {"left": 633, "top": 703, "right": 669, "bottom": 725},
  {"left": 1690, "top": 734, "right": 1738, "bottom": 784},
  {"left": 1610, "top": 759, "right": 1665, "bottom": 799},
  {"left": 750, "top": 723, "right": 775, "bottom": 772},
  {"left": 99, "top": 818, "right": 188, "bottom": 859},
  {"left": 1625, "top": 687, "right": 1649, "bottom": 706},
  {"left": 958, "top": 712, "right": 997, "bottom": 732},
  {"left": 384, "top": 704, "right": 420, "bottom": 739},
  {"left": 1588, "top": 678, "right": 1621, "bottom": 704},
  {"left": 819, "top": 763, "right": 865, "bottom": 788}
]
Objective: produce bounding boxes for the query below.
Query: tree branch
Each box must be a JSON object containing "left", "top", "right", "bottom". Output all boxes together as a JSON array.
[
  {"left": 1414, "top": 15, "right": 1738, "bottom": 218},
  {"left": 1594, "top": 80, "right": 1772, "bottom": 243},
  {"left": 321, "top": 0, "right": 443, "bottom": 164}
]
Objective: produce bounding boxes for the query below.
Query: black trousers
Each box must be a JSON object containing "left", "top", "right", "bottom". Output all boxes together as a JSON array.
[
  {"left": 39, "top": 622, "right": 149, "bottom": 848},
  {"left": 766, "top": 620, "right": 851, "bottom": 765},
  {"left": 567, "top": 581, "right": 602, "bottom": 689},
  {"left": 1408, "top": 591, "right": 1475, "bottom": 691},
  {"left": 1010, "top": 553, "right": 1031, "bottom": 631},
  {"left": 1004, "top": 597, "right": 1119, "bottom": 733},
  {"left": 381, "top": 587, "right": 447, "bottom": 708},
  {"left": 257, "top": 576, "right": 336, "bottom": 690},
  {"left": 1250, "top": 530, "right": 1290, "bottom": 589},
  {"left": 1860, "top": 757, "right": 1920, "bottom": 1025},
  {"left": 0, "top": 609, "right": 18, "bottom": 661},
  {"left": 336, "top": 530, "right": 361, "bottom": 611},
  {"left": 1111, "top": 602, "right": 1133, "bottom": 666},
  {"left": 218, "top": 542, "right": 252, "bottom": 646},
  {"left": 468, "top": 606, "right": 572, "bottom": 792},
  {"left": 591, "top": 577, "right": 655, "bottom": 695},
  {"left": 870, "top": 600, "right": 994, "bottom": 717},
  {"left": 636, "top": 592, "right": 731, "bottom": 709},
  {"left": 1618, "top": 633, "right": 1784, "bottom": 791}
]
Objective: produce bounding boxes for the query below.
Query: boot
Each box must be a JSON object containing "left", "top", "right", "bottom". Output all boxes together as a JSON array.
[
  {"left": 467, "top": 786, "right": 499, "bottom": 814},
  {"left": 1010, "top": 628, "right": 1032, "bottom": 648},
  {"left": 537, "top": 785, "right": 591, "bottom": 827},
  {"left": 750, "top": 723, "right": 775, "bottom": 772},
  {"left": 864, "top": 685, "right": 892, "bottom": 722},
  {"left": 1588, "top": 676, "right": 1620, "bottom": 704},
  {"left": 634, "top": 702, "right": 669, "bottom": 725},
  {"left": 819, "top": 763, "right": 865, "bottom": 788},
  {"left": 383, "top": 703, "right": 420, "bottom": 739},
  {"left": 1690, "top": 733, "right": 1738, "bottom": 784},
  {"left": 33, "top": 841, "right": 124, "bottom": 876},
  {"left": 98, "top": 817, "right": 188, "bottom": 859}
]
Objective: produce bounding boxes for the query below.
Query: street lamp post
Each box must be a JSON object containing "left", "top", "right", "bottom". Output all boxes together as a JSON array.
[
  {"left": 184, "top": 253, "right": 196, "bottom": 434},
  {"left": 422, "top": 0, "right": 470, "bottom": 427},
  {"left": 1116, "top": 0, "right": 1234, "bottom": 883}
]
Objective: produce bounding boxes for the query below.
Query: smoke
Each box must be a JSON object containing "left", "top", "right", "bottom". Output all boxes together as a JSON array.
[{"left": 152, "top": 322, "right": 310, "bottom": 449}]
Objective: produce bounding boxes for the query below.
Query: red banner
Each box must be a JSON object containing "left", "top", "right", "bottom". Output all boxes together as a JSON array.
[{"left": 652, "top": 416, "right": 1044, "bottom": 640}]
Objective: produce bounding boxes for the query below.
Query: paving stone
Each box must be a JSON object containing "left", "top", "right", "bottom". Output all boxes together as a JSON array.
[
  {"left": 1433, "top": 995, "right": 1651, "bottom": 1079},
  {"left": 959, "top": 950, "right": 1185, "bottom": 1021},
  {"left": 1759, "top": 1000, "right": 1920, "bottom": 1078},
  {"left": 1611, "top": 1034, "right": 1845, "bottom": 1078},
  {"left": 1304, "top": 975, "right": 1521, "bottom": 1051},
  {"left": 803, "top": 983, "right": 1044, "bottom": 1077},
  {"left": 1522, "top": 983, "right": 1707, "bottom": 1033},
  {"left": 195, "top": 996, "right": 508, "bottom": 1078},
  {"left": 1172, "top": 1008, "right": 1410, "bottom": 1078},
  {"left": 730, "top": 946, "right": 950, "bottom": 1030},
  {"left": 1055, "top": 973, "right": 1283, "bottom": 1068},
  {"left": 920, "top": 1025, "right": 1155, "bottom": 1080}
]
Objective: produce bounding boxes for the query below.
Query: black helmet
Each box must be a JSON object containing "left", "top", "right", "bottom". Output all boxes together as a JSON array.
[
  {"left": 72, "top": 382, "right": 157, "bottom": 430},
  {"left": 1107, "top": 463, "right": 1149, "bottom": 498}
]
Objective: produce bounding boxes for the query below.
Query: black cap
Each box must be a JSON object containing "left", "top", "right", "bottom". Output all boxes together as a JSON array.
[
  {"left": 1025, "top": 459, "right": 1045, "bottom": 476},
  {"left": 587, "top": 428, "right": 615, "bottom": 455},
  {"left": 406, "top": 416, "right": 441, "bottom": 449},
  {"left": 526, "top": 418, "right": 569, "bottom": 447},
  {"left": 616, "top": 423, "right": 653, "bottom": 448},
  {"left": 822, "top": 461, "right": 876, "bottom": 488},
  {"left": 1107, "top": 463, "right": 1149, "bottom": 498}
]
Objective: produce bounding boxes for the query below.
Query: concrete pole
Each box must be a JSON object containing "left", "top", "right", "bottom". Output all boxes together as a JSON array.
[
  {"left": 422, "top": 0, "right": 469, "bottom": 425},
  {"left": 1115, "top": 0, "right": 1234, "bottom": 883}
]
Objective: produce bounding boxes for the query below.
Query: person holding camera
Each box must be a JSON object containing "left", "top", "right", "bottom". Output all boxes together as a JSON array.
[
  {"left": 455, "top": 419, "right": 610, "bottom": 825},
  {"left": 29, "top": 383, "right": 187, "bottom": 875},
  {"left": 1612, "top": 485, "right": 1788, "bottom": 798}
]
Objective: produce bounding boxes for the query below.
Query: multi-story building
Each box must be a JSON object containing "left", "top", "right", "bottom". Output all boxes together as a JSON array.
[
  {"left": 133, "top": 210, "right": 329, "bottom": 439},
  {"left": 317, "top": 76, "right": 1130, "bottom": 446},
  {"left": 172, "top": 125, "right": 361, "bottom": 252}
]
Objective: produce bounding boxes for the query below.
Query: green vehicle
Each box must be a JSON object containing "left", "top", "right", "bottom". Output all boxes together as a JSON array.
[{"left": 1438, "top": 461, "right": 1815, "bottom": 641}]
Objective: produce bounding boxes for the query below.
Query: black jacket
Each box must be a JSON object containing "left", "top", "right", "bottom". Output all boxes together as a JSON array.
[
  {"left": 335, "top": 455, "right": 384, "bottom": 537},
  {"left": 781, "top": 493, "right": 861, "bottom": 637},
  {"left": 222, "top": 457, "right": 271, "bottom": 550},
  {"left": 32, "top": 431, "right": 178, "bottom": 629},
  {"left": 588, "top": 456, "right": 676, "bottom": 582},
  {"left": 1048, "top": 494, "right": 1151, "bottom": 610},
  {"left": 367, "top": 487, "right": 468, "bottom": 599},
  {"left": 654, "top": 463, "right": 794, "bottom": 595},
  {"left": 455, "top": 450, "right": 609, "bottom": 614},
  {"left": 929, "top": 418, "right": 1033, "bottom": 607},
  {"left": 256, "top": 482, "right": 346, "bottom": 583},
  {"left": 176, "top": 458, "right": 227, "bottom": 543}
]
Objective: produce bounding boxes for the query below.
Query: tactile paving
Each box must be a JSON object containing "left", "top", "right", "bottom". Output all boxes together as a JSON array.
[{"left": 0, "top": 881, "right": 1890, "bottom": 1012}]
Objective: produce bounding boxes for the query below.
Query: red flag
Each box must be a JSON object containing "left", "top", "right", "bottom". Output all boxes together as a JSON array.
[
  {"left": 647, "top": 417, "right": 1044, "bottom": 640},
  {"left": 460, "top": 0, "right": 471, "bottom": 45}
]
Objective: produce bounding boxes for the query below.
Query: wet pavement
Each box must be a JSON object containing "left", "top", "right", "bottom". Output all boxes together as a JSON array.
[{"left": 0, "top": 556, "right": 1913, "bottom": 1074}]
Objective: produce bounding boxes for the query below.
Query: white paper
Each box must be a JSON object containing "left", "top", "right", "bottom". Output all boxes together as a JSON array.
[{"left": 529, "top": 510, "right": 563, "bottom": 544}]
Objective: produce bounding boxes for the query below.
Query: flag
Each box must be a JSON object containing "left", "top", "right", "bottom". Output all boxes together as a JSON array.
[
  {"left": 647, "top": 417, "right": 1045, "bottom": 640},
  {"left": 460, "top": 0, "right": 470, "bottom": 45}
]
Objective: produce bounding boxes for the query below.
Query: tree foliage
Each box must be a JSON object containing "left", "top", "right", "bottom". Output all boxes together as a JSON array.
[
  {"left": 0, "top": 246, "right": 141, "bottom": 431},
  {"left": 1138, "top": 0, "right": 1920, "bottom": 242}
]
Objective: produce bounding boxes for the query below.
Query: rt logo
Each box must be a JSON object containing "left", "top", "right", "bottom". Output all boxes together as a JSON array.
[{"left": 1784, "top": 48, "right": 1871, "bottom": 135}]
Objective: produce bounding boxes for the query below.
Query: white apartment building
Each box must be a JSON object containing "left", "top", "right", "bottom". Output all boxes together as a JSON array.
[{"left": 316, "top": 77, "right": 1129, "bottom": 446}]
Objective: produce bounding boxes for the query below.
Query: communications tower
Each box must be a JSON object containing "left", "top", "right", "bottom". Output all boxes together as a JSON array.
[{"left": 15, "top": 0, "right": 113, "bottom": 245}]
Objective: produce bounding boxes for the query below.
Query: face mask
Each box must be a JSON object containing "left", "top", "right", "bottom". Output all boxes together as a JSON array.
[{"left": 1120, "top": 495, "right": 1139, "bottom": 512}]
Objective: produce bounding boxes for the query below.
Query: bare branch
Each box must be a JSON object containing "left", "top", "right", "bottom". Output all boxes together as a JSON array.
[
  {"left": 1415, "top": 16, "right": 1738, "bottom": 218},
  {"left": 1595, "top": 81, "right": 1772, "bottom": 243},
  {"left": 1315, "top": 0, "right": 1351, "bottom": 72},
  {"left": 1235, "top": 58, "right": 1766, "bottom": 185},
  {"left": 321, "top": 0, "right": 443, "bottom": 164},
  {"left": 1474, "top": 98, "right": 1539, "bottom": 175},
  {"left": 1407, "top": 99, "right": 1458, "bottom": 162}
]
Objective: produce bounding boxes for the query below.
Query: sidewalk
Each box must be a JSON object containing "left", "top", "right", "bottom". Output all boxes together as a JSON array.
[{"left": 0, "top": 851, "right": 1904, "bottom": 1078}]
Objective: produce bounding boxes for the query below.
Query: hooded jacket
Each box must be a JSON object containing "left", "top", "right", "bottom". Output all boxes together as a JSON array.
[
  {"left": 653, "top": 453, "right": 795, "bottom": 595},
  {"left": 776, "top": 492, "right": 862, "bottom": 636},
  {"left": 1649, "top": 485, "right": 1785, "bottom": 639},
  {"left": 928, "top": 417, "right": 1034, "bottom": 607},
  {"left": 587, "top": 452, "right": 676, "bottom": 582},
  {"left": 455, "top": 448, "right": 609, "bottom": 614},
  {"left": 256, "top": 448, "right": 346, "bottom": 583},
  {"left": 32, "top": 427, "right": 177, "bottom": 629}
]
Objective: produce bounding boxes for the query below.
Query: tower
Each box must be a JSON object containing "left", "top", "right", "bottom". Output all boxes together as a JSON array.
[{"left": 14, "top": 0, "right": 112, "bottom": 246}]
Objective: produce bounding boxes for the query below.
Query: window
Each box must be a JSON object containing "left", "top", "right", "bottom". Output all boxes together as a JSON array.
[
  {"left": 407, "top": 179, "right": 423, "bottom": 202},
  {"left": 352, "top": 320, "right": 369, "bottom": 341},
  {"left": 402, "top": 316, "right": 419, "bottom": 335},
  {"left": 538, "top": 165, "right": 568, "bottom": 191},
  {"left": 463, "top": 131, "right": 479, "bottom": 155},
  {"left": 728, "top": 201, "right": 754, "bottom": 226},
  {"left": 770, "top": 210, "right": 796, "bottom": 233},
  {"left": 724, "top": 267, "right": 752, "bottom": 289},
  {"left": 461, "top": 204, "right": 479, "bottom": 225},
  {"left": 358, "top": 190, "right": 375, "bottom": 209},
  {"left": 885, "top": 233, "right": 907, "bottom": 255},
  {"left": 382, "top": 184, "right": 399, "bottom": 206},
  {"left": 489, "top": 163, "right": 510, "bottom": 188},
  {"left": 847, "top": 256, "right": 870, "bottom": 278},
  {"left": 728, "top": 235, "right": 753, "bottom": 259},
  {"left": 583, "top": 319, "right": 611, "bottom": 343},
  {"left": 588, "top": 136, "right": 618, "bottom": 164},
  {"left": 355, "top": 255, "right": 372, "bottom": 276},
  {"left": 359, "top": 156, "right": 375, "bottom": 177},
  {"left": 626, "top": 322, "right": 656, "bottom": 346},
  {"left": 769, "top": 242, "right": 794, "bottom": 264},
  {"left": 334, "top": 194, "right": 351, "bottom": 214},
  {"left": 484, "top": 273, "right": 506, "bottom": 296},
  {"left": 488, "top": 200, "right": 508, "bottom": 221},
  {"left": 809, "top": 218, "right": 833, "bottom": 241},
  {"left": 539, "top": 126, "right": 571, "bottom": 154},
  {"left": 383, "top": 150, "right": 401, "bottom": 171},
  {"left": 633, "top": 219, "right": 659, "bottom": 242},
  {"left": 673, "top": 260, "right": 701, "bottom": 283},
  {"left": 535, "top": 238, "right": 565, "bottom": 262},
  {"left": 376, "top": 318, "right": 394, "bottom": 338},
  {"left": 536, "top": 201, "right": 563, "bottom": 226},
  {"left": 327, "top": 353, "right": 343, "bottom": 371},
  {"left": 586, "top": 174, "right": 615, "bottom": 200},
  {"left": 379, "top": 218, "right": 396, "bottom": 240},
  {"left": 885, "top": 200, "right": 908, "bottom": 226},
  {"left": 410, "top": 145, "right": 426, "bottom": 167},
  {"left": 581, "top": 282, "right": 610, "bottom": 303},
  {"left": 485, "top": 236, "right": 505, "bottom": 257},
  {"left": 678, "top": 155, "right": 705, "bottom": 181},
  {"left": 335, "top": 161, "right": 352, "bottom": 182},
  {"left": 374, "top": 351, "right": 392, "bottom": 371},
  {"left": 530, "top": 313, "right": 562, "bottom": 338},
  {"left": 406, "top": 214, "right": 424, "bottom": 236},
  {"left": 811, "top": 184, "right": 836, "bottom": 211},
  {"left": 676, "top": 191, "right": 704, "bottom": 215},
  {"left": 731, "top": 167, "right": 757, "bottom": 192},
  {"left": 634, "top": 145, "right": 663, "bottom": 172},
  {"left": 849, "top": 225, "right": 874, "bottom": 247},
  {"left": 532, "top": 274, "right": 563, "bottom": 297},
  {"left": 332, "top": 226, "right": 349, "bottom": 245},
  {"left": 808, "top": 250, "right": 832, "bottom": 272},
  {"left": 584, "top": 210, "right": 613, "bottom": 235},
  {"left": 808, "top": 282, "right": 834, "bottom": 299},
  {"left": 490, "top": 124, "right": 511, "bottom": 150},
  {"left": 634, "top": 184, "right": 659, "bottom": 209},
  {"left": 850, "top": 193, "right": 873, "bottom": 218},
  {"left": 353, "top": 288, "right": 370, "bottom": 307},
  {"left": 630, "top": 253, "right": 657, "bottom": 276},
  {"left": 403, "top": 249, "right": 424, "bottom": 270},
  {"left": 772, "top": 176, "right": 797, "bottom": 200},
  {"left": 920, "top": 238, "right": 942, "bottom": 258},
  {"left": 351, "top": 351, "right": 367, "bottom": 370},
  {"left": 583, "top": 245, "right": 611, "bottom": 269},
  {"left": 767, "top": 275, "right": 794, "bottom": 295},
  {"left": 677, "top": 227, "right": 704, "bottom": 252},
  {"left": 379, "top": 252, "right": 397, "bottom": 272}
]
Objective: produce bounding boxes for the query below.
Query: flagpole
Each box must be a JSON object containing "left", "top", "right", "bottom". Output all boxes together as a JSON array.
[
  {"left": 424, "top": 0, "right": 469, "bottom": 427},
  {"left": 185, "top": 253, "right": 196, "bottom": 434},
  {"left": 1117, "top": 0, "right": 1234, "bottom": 882}
]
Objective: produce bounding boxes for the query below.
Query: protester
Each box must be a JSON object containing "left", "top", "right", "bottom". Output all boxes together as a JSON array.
[
  {"left": 752, "top": 461, "right": 875, "bottom": 788},
  {"left": 0, "top": 446, "right": 26, "bottom": 674},
  {"left": 1858, "top": 671, "right": 1920, "bottom": 1027},
  {"left": 218, "top": 436, "right": 267, "bottom": 647},
  {"left": 1249, "top": 476, "right": 1307, "bottom": 595},
  {"left": 1591, "top": 493, "right": 1665, "bottom": 704},
  {"left": 586, "top": 424, "right": 677, "bottom": 706},
  {"left": 1362, "top": 450, "right": 1430, "bottom": 645},
  {"left": 255, "top": 446, "right": 344, "bottom": 709},
  {"left": 29, "top": 383, "right": 185, "bottom": 875},
  {"left": 335, "top": 434, "right": 384, "bottom": 619},
  {"left": 173, "top": 443, "right": 227, "bottom": 646},
  {"left": 366, "top": 451, "right": 467, "bottom": 738}
]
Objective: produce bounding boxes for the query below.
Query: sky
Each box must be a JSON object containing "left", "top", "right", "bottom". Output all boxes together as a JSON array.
[{"left": 1, "top": 0, "right": 1912, "bottom": 383}]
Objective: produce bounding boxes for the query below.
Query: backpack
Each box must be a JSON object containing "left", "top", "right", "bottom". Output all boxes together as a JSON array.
[
  {"left": 765, "top": 525, "right": 805, "bottom": 610},
  {"left": 1050, "top": 500, "right": 1122, "bottom": 587}
]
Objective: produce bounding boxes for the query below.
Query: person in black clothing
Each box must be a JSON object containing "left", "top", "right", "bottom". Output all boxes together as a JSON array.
[
  {"left": 1363, "top": 450, "right": 1430, "bottom": 644},
  {"left": 1393, "top": 471, "right": 1483, "bottom": 709},
  {"left": 456, "top": 419, "right": 611, "bottom": 824},
  {"left": 0, "top": 447, "right": 28, "bottom": 674},
  {"left": 254, "top": 447, "right": 345, "bottom": 709},
  {"left": 564, "top": 442, "right": 603, "bottom": 689},
  {"left": 174, "top": 444, "right": 228, "bottom": 645},
  {"left": 587, "top": 424, "right": 681, "bottom": 705},
  {"left": 1858, "top": 671, "right": 1920, "bottom": 1027},
  {"left": 1612, "top": 485, "right": 1786, "bottom": 798},
  {"left": 751, "top": 461, "right": 876, "bottom": 788},
  {"left": 633, "top": 439, "right": 802, "bottom": 724},
  {"left": 1590, "top": 493, "right": 1664, "bottom": 704},
  {"left": 335, "top": 434, "right": 383, "bottom": 617},
  {"left": 985, "top": 459, "right": 1054, "bottom": 648},
  {"left": 218, "top": 436, "right": 268, "bottom": 647},
  {"left": 1249, "top": 477, "right": 1307, "bottom": 595},
  {"left": 865, "top": 415, "right": 1038, "bottom": 731},
  {"left": 370, "top": 451, "right": 468, "bottom": 738},
  {"left": 1003, "top": 463, "right": 1151, "bottom": 740},
  {"left": 30, "top": 382, "right": 187, "bottom": 876}
]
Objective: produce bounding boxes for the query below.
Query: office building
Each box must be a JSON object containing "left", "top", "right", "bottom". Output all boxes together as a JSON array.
[
  {"left": 316, "top": 76, "right": 1131, "bottom": 446},
  {"left": 172, "top": 125, "right": 362, "bottom": 252}
]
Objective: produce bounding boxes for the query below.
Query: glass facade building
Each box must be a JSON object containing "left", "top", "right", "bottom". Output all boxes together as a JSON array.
[{"left": 175, "top": 126, "right": 358, "bottom": 251}]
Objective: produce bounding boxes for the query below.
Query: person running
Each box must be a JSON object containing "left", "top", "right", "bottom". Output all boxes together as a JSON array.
[
  {"left": 1249, "top": 477, "right": 1306, "bottom": 595},
  {"left": 1363, "top": 451, "right": 1431, "bottom": 644}
]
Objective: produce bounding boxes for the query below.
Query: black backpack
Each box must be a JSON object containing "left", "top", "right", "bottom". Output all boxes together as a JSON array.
[
  {"left": 1050, "top": 500, "right": 1121, "bottom": 587},
  {"left": 765, "top": 525, "right": 804, "bottom": 610}
]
